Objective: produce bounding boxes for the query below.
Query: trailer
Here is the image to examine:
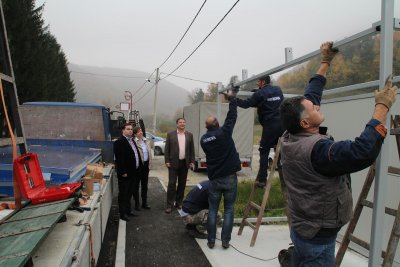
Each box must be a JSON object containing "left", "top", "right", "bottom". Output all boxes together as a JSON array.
[{"left": 183, "top": 102, "right": 254, "bottom": 171}]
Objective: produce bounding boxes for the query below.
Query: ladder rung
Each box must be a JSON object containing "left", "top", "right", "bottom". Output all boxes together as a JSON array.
[
  {"left": 360, "top": 200, "right": 397, "bottom": 216},
  {"left": 249, "top": 201, "right": 261, "bottom": 211},
  {"left": 348, "top": 234, "right": 387, "bottom": 259},
  {"left": 349, "top": 234, "right": 370, "bottom": 250},
  {"left": 361, "top": 199, "right": 373, "bottom": 208},
  {"left": 242, "top": 219, "right": 256, "bottom": 230},
  {"left": 388, "top": 166, "right": 400, "bottom": 175},
  {"left": 390, "top": 128, "right": 400, "bottom": 135}
]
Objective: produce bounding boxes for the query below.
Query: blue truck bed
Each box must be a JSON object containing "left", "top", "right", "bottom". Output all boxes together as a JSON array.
[{"left": 0, "top": 145, "right": 101, "bottom": 196}]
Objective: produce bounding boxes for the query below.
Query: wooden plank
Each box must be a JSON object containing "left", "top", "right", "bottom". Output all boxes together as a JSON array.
[
  {"left": 0, "top": 229, "right": 48, "bottom": 262},
  {"left": 0, "top": 213, "right": 59, "bottom": 237},
  {"left": 7, "top": 200, "right": 72, "bottom": 221},
  {"left": 0, "top": 256, "right": 27, "bottom": 267},
  {"left": 0, "top": 198, "right": 74, "bottom": 267}
]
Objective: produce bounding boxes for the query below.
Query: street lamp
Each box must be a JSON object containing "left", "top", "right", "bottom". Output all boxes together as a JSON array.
[{"left": 124, "top": 91, "right": 132, "bottom": 121}]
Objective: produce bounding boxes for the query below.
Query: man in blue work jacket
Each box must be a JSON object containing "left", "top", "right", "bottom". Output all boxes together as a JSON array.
[
  {"left": 236, "top": 74, "right": 284, "bottom": 188},
  {"left": 280, "top": 41, "right": 397, "bottom": 266},
  {"left": 200, "top": 95, "right": 241, "bottom": 249}
]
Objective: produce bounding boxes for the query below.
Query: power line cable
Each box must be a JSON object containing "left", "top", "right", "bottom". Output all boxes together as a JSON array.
[
  {"left": 159, "top": 72, "right": 215, "bottom": 84},
  {"left": 133, "top": 69, "right": 157, "bottom": 97},
  {"left": 161, "top": 0, "right": 240, "bottom": 81},
  {"left": 133, "top": 83, "right": 156, "bottom": 104},
  {"left": 70, "top": 70, "right": 147, "bottom": 79},
  {"left": 158, "top": 0, "right": 207, "bottom": 69}
]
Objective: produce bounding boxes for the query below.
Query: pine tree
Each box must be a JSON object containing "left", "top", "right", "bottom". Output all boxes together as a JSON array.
[{"left": 2, "top": 0, "right": 75, "bottom": 103}]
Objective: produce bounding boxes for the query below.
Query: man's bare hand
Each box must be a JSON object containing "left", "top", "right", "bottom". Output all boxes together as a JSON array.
[{"left": 166, "top": 163, "right": 171, "bottom": 168}]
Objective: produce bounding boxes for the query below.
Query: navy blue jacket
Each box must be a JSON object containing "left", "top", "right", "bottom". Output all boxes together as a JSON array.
[
  {"left": 236, "top": 84, "right": 284, "bottom": 125},
  {"left": 200, "top": 100, "right": 241, "bottom": 180},
  {"left": 305, "top": 75, "right": 386, "bottom": 176},
  {"left": 182, "top": 180, "right": 209, "bottom": 214}
]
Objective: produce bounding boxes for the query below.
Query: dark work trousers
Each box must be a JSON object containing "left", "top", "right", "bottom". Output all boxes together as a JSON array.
[
  {"left": 129, "top": 170, "right": 141, "bottom": 210},
  {"left": 167, "top": 159, "right": 189, "bottom": 208},
  {"left": 258, "top": 119, "right": 283, "bottom": 183},
  {"left": 118, "top": 176, "right": 135, "bottom": 216},
  {"left": 134, "top": 160, "right": 149, "bottom": 206}
]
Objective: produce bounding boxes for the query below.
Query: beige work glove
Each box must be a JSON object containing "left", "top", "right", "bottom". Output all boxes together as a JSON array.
[
  {"left": 375, "top": 75, "right": 398, "bottom": 110},
  {"left": 320, "top": 41, "right": 338, "bottom": 65}
]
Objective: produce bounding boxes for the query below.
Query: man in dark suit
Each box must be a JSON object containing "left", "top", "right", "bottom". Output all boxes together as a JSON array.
[
  {"left": 114, "top": 123, "right": 143, "bottom": 221},
  {"left": 164, "top": 118, "right": 195, "bottom": 214}
]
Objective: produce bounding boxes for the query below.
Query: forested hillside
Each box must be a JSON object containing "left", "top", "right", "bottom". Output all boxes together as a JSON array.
[{"left": 276, "top": 33, "right": 400, "bottom": 97}]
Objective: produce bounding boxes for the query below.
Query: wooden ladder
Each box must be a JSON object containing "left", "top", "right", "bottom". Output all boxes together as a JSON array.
[
  {"left": 238, "top": 138, "right": 289, "bottom": 246},
  {"left": 334, "top": 115, "right": 400, "bottom": 267}
]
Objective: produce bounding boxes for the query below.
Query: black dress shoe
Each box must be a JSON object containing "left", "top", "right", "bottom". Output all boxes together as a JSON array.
[
  {"left": 142, "top": 204, "right": 151, "bottom": 210},
  {"left": 127, "top": 212, "right": 138, "bottom": 217},
  {"left": 120, "top": 215, "right": 130, "bottom": 221}
]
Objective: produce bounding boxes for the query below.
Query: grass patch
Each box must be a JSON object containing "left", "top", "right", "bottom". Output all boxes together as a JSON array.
[
  {"left": 185, "top": 178, "right": 286, "bottom": 218},
  {"left": 253, "top": 124, "right": 262, "bottom": 145}
]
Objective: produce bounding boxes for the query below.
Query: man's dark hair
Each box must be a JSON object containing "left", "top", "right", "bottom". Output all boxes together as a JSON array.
[
  {"left": 279, "top": 96, "right": 305, "bottom": 134},
  {"left": 260, "top": 75, "right": 271, "bottom": 84},
  {"left": 176, "top": 117, "right": 185, "bottom": 124},
  {"left": 132, "top": 126, "right": 141, "bottom": 135},
  {"left": 122, "top": 123, "right": 132, "bottom": 130}
]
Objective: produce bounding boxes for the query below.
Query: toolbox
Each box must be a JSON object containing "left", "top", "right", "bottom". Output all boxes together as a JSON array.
[{"left": 13, "top": 153, "right": 82, "bottom": 204}]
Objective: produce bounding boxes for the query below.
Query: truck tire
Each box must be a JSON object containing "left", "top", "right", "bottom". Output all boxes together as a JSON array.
[{"left": 154, "top": 146, "right": 162, "bottom": 156}]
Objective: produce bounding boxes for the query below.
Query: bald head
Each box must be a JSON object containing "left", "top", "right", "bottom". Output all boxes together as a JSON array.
[{"left": 205, "top": 116, "right": 219, "bottom": 129}]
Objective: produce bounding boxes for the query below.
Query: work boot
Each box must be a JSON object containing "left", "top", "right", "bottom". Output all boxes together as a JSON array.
[
  {"left": 135, "top": 203, "right": 141, "bottom": 211},
  {"left": 120, "top": 214, "right": 130, "bottom": 222},
  {"left": 222, "top": 240, "right": 230, "bottom": 249},
  {"left": 256, "top": 181, "right": 266, "bottom": 188}
]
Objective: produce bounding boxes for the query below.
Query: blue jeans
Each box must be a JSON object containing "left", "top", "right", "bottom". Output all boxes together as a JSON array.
[
  {"left": 290, "top": 227, "right": 336, "bottom": 267},
  {"left": 207, "top": 174, "right": 237, "bottom": 243}
]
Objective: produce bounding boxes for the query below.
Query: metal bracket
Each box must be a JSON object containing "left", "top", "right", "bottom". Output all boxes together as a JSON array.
[{"left": 394, "top": 18, "right": 400, "bottom": 29}]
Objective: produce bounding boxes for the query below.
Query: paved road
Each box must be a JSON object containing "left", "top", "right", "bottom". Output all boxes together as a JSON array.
[{"left": 150, "top": 145, "right": 260, "bottom": 187}]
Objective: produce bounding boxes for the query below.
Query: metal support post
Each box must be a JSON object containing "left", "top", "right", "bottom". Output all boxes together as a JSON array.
[
  {"left": 369, "top": 1, "right": 394, "bottom": 266},
  {"left": 285, "top": 47, "right": 293, "bottom": 63}
]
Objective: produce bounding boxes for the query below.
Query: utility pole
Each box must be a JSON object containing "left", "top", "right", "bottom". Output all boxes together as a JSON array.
[{"left": 152, "top": 68, "right": 160, "bottom": 133}]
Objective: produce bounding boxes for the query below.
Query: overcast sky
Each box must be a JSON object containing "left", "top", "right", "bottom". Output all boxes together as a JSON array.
[{"left": 35, "top": 0, "right": 399, "bottom": 92}]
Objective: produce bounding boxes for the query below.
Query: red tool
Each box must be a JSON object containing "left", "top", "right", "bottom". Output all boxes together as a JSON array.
[{"left": 13, "top": 153, "right": 82, "bottom": 205}]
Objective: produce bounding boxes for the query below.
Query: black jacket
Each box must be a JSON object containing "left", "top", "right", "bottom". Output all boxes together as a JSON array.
[
  {"left": 200, "top": 100, "right": 241, "bottom": 180},
  {"left": 236, "top": 84, "right": 283, "bottom": 125},
  {"left": 114, "top": 136, "right": 142, "bottom": 178}
]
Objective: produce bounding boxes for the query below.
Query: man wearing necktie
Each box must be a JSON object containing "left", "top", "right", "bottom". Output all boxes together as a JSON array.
[{"left": 114, "top": 123, "right": 143, "bottom": 221}]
